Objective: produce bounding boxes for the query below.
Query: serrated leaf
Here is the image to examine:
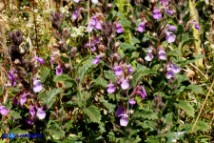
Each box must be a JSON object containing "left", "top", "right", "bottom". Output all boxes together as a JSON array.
[
  {"left": 119, "top": 43, "right": 136, "bottom": 51},
  {"left": 39, "top": 88, "right": 62, "bottom": 109},
  {"left": 167, "top": 131, "right": 185, "bottom": 143},
  {"left": 104, "top": 70, "right": 116, "bottom": 82},
  {"left": 83, "top": 105, "right": 101, "bottom": 123},
  {"left": 176, "top": 100, "right": 195, "bottom": 117},
  {"left": 145, "top": 136, "right": 159, "bottom": 143},
  {"left": 195, "top": 121, "right": 210, "bottom": 132},
  {"left": 93, "top": 77, "right": 108, "bottom": 88},
  {"left": 46, "top": 121, "right": 65, "bottom": 140},
  {"left": 54, "top": 74, "right": 73, "bottom": 82},
  {"left": 78, "top": 58, "right": 93, "bottom": 83},
  {"left": 118, "top": 19, "right": 132, "bottom": 28},
  {"left": 40, "top": 66, "right": 51, "bottom": 82},
  {"left": 10, "top": 110, "right": 21, "bottom": 119},
  {"left": 186, "top": 84, "right": 204, "bottom": 94},
  {"left": 132, "top": 65, "right": 157, "bottom": 86}
]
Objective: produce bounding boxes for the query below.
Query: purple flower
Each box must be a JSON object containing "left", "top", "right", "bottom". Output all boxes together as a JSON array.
[
  {"left": 135, "top": 86, "right": 147, "bottom": 99},
  {"left": 107, "top": 83, "right": 116, "bottom": 94},
  {"left": 115, "top": 106, "right": 125, "bottom": 117},
  {"left": 145, "top": 53, "right": 154, "bottom": 61},
  {"left": 36, "top": 108, "right": 46, "bottom": 120},
  {"left": 160, "top": 0, "right": 169, "bottom": 6},
  {"left": 165, "top": 32, "right": 176, "bottom": 43},
  {"left": 127, "top": 64, "right": 133, "bottom": 74},
  {"left": 145, "top": 48, "right": 154, "bottom": 61},
  {"left": 8, "top": 70, "right": 16, "bottom": 86},
  {"left": 166, "top": 8, "right": 174, "bottom": 15},
  {"left": 121, "top": 79, "right": 129, "bottom": 90},
  {"left": 158, "top": 49, "right": 166, "bottom": 60},
  {"left": 56, "top": 65, "right": 63, "bottom": 75},
  {"left": 168, "top": 25, "right": 177, "bottom": 32},
  {"left": 137, "top": 22, "right": 146, "bottom": 33},
  {"left": 115, "top": 107, "right": 129, "bottom": 127},
  {"left": 114, "top": 65, "right": 123, "bottom": 77},
  {"left": 129, "top": 99, "right": 136, "bottom": 106},
  {"left": 72, "top": 10, "right": 78, "bottom": 20},
  {"left": 20, "top": 93, "right": 28, "bottom": 106},
  {"left": 153, "top": 8, "right": 162, "bottom": 20},
  {"left": 193, "top": 21, "right": 200, "bottom": 30},
  {"left": 120, "top": 113, "right": 129, "bottom": 127},
  {"left": 86, "top": 16, "right": 102, "bottom": 32},
  {"left": 166, "top": 63, "right": 180, "bottom": 79},
  {"left": 29, "top": 105, "right": 36, "bottom": 117},
  {"left": 35, "top": 56, "right": 45, "bottom": 64},
  {"left": 13, "top": 97, "right": 19, "bottom": 106},
  {"left": 166, "top": 70, "right": 174, "bottom": 79},
  {"left": 33, "top": 79, "right": 43, "bottom": 93},
  {"left": 92, "top": 55, "right": 101, "bottom": 65},
  {"left": 115, "top": 23, "right": 124, "bottom": 34},
  {"left": 0, "top": 106, "right": 9, "bottom": 116},
  {"left": 171, "top": 64, "right": 180, "bottom": 74}
]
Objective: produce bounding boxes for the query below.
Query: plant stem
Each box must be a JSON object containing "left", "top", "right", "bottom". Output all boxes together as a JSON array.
[{"left": 191, "top": 80, "right": 214, "bottom": 133}]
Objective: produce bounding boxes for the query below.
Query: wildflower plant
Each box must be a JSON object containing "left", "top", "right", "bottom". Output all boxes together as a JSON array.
[{"left": 0, "top": 0, "right": 213, "bottom": 142}]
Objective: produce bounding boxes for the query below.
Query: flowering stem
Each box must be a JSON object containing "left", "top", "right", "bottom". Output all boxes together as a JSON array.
[
  {"left": 87, "top": 0, "right": 91, "bottom": 56},
  {"left": 188, "top": 0, "right": 204, "bottom": 69}
]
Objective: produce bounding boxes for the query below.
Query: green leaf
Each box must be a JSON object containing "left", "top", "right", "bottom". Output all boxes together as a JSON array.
[
  {"left": 119, "top": 43, "right": 136, "bottom": 51},
  {"left": 10, "top": 128, "right": 29, "bottom": 135},
  {"left": 132, "top": 65, "right": 157, "bottom": 86},
  {"left": 118, "top": 19, "right": 131, "bottom": 28},
  {"left": 78, "top": 58, "right": 93, "bottom": 83},
  {"left": 145, "top": 136, "right": 159, "bottom": 143},
  {"left": 10, "top": 110, "right": 22, "bottom": 119},
  {"left": 93, "top": 77, "right": 108, "bottom": 88},
  {"left": 99, "top": 97, "right": 116, "bottom": 113},
  {"left": 39, "top": 88, "right": 62, "bottom": 109},
  {"left": 83, "top": 105, "right": 101, "bottom": 123},
  {"left": 176, "top": 100, "right": 195, "bottom": 117},
  {"left": 195, "top": 121, "right": 210, "bottom": 132},
  {"left": 167, "top": 131, "right": 185, "bottom": 143},
  {"left": 46, "top": 121, "right": 65, "bottom": 140},
  {"left": 40, "top": 66, "right": 51, "bottom": 82},
  {"left": 104, "top": 70, "right": 116, "bottom": 82},
  {"left": 186, "top": 84, "right": 204, "bottom": 94},
  {"left": 54, "top": 74, "right": 73, "bottom": 82},
  {"left": 131, "top": 37, "right": 140, "bottom": 45}
]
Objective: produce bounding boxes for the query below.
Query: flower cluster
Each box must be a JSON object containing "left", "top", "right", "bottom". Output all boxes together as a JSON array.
[{"left": 166, "top": 62, "right": 181, "bottom": 80}]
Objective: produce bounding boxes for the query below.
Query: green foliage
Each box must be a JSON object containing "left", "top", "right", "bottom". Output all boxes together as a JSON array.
[
  {"left": 83, "top": 105, "right": 101, "bottom": 123},
  {"left": 0, "top": 0, "right": 213, "bottom": 142}
]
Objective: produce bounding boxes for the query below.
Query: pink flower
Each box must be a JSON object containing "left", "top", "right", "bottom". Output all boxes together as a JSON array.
[
  {"left": 153, "top": 8, "right": 162, "bottom": 20},
  {"left": 33, "top": 79, "right": 43, "bottom": 93},
  {"left": 29, "top": 105, "right": 36, "bottom": 117},
  {"left": 0, "top": 106, "right": 9, "bottom": 116},
  {"left": 121, "top": 79, "right": 129, "bottom": 90},
  {"left": 36, "top": 108, "right": 46, "bottom": 120},
  {"left": 115, "top": 23, "right": 124, "bottom": 34},
  {"left": 56, "top": 65, "right": 63, "bottom": 75},
  {"left": 20, "top": 93, "right": 28, "bottom": 106},
  {"left": 115, "top": 107, "right": 129, "bottom": 127},
  {"left": 86, "top": 16, "right": 102, "bottom": 32},
  {"left": 107, "top": 83, "right": 116, "bottom": 94},
  {"left": 114, "top": 65, "right": 123, "bottom": 77},
  {"left": 158, "top": 49, "right": 166, "bottom": 60},
  {"left": 137, "top": 22, "right": 146, "bottom": 33}
]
